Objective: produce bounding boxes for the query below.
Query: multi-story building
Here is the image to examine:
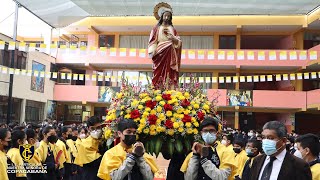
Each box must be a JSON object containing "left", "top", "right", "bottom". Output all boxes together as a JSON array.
[{"left": 1, "top": 1, "right": 320, "bottom": 134}]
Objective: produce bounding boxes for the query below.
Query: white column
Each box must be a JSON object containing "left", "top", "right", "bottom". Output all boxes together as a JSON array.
[
  {"left": 44, "top": 27, "right": 53, "bottom": 54},
  {"left": 20, "top": 99, "right": 26, "bottom": 124}
]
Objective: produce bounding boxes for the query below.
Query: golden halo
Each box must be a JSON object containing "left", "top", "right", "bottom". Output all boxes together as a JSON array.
[{"left": 153, "top": 2, "right": 172, "bottom": 20}]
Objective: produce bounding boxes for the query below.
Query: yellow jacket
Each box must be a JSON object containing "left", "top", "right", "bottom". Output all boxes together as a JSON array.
[
  {"left": 311, "top": 163, "right": 320, "bottom": 180},
  {"left": 234, "top": 150, "right": 249, "bottom": 178},
  {"left": 56, "top": 139, "right": 68, "bottom": 165},
  {"left": 35, "top": 141, "right": 65, "bottom": 169},
  {"left": 0, "top": 150, "right": 9, "bottom": 180},
  {"left": 74, "top": 136, "right": 101, "bottom": 166},
  {"left": 181, "top": 141, "right": 237, "bottom": 180},
  {"left": 66, "top": 139, "right": 78, "bottom": 161},
  {"left": 97, "top": 143, "right": 158, "bottom": 180},
  {"left": 7, "top": 148, "right": 27, "bottom": 177}
]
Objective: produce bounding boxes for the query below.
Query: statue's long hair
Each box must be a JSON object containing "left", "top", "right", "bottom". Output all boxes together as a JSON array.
[{"left": 157, "top": 11, "right": 173, "bottom": 26}]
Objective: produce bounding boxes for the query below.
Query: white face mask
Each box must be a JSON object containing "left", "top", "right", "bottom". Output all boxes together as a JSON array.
[
  {"left": 294, "top": 150, "right": 303, "bottom": 159},
  {"left": 90, "top": 129, "right": 102, "bottom": 139},
  {"left": 79, "top": 133, "right": 86, "bottom": 139},
  {"left": 221, "top": 140, "right": 227, "bottom": 145}
]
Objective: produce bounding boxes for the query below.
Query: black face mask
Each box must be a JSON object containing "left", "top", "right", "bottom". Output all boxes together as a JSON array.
[
  {"left": 286, "top": 144, "right": 291, "bottom": 150},
  {"left": 233, "top": 147, "right": 242, "bottom": 154},
  {"left": 67, "top": 134, "right": 73, "bottom": 140},
  {"left": 71, "top": 136, "right": 77, "bottom": 141},
  {"left": 4, "top": 141, "right": 12, "bottom": 151},
  {"left": 123, "top": 135, "right": 136, "bottom": 146},
  {"left": 47, "top": 135, "right": 58, "bottom": 144}
]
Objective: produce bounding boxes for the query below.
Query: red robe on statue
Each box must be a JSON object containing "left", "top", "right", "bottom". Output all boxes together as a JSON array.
[{"left": 148, "top": 25, "right": 182, "bottom": 87}]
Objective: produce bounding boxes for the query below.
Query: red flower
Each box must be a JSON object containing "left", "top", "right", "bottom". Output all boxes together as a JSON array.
[
  {"left": 197, "top": 111, "right": 205, "bottom": 121},
  {"left": 148, "top": 114, "right": 158, "bottom": 125},
  {"left": 182, "top": 114, "right": 192, "bottom": 123},
  {"left": 165, "top": 120, "right": 174, "bottom": 129},
  {"left": 164, "top": 104, "right": 173, "bottom": 111},
  {"left": 162, "top": 94, "right": 172, "bottom": 101},
  {"left": 181, "top": 99, "right": 190, "bottom": 108},
  {"left": 146, "top": 100, "right": 157, "bottom": 109},
  {"left": 130, "top": 110, "right": 140, "bottom": 119}
]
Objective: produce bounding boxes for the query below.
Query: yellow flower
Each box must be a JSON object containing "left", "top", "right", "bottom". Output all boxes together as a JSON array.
[
  {"left": 120, "top": 111, "right": 123, "bottom": 116},
  {"left": 124, "top": 114, "right": 130, "bottom": 119},
  {"left": 178, "top": 95, "right": 185, "bottom": 100},
  {"left": 156, "top": 119, "right": 161, "bottom": 125},
  {"left": 184, "top": 92, "right": 190, "bottom": 98},
  {"left": 168, "top": 100, "right": 174, "bottom": 104},
  {"left": 190, "top": 101, "right": 195, "bottom": 105},
  {"left": 131, "top": 100, "right": 139, "bottom": 107},
  {"left": 139, "top": 123, "right": 146, "bottom": 129},
  {"left": 126, "top": 109, "right": 131, "bottom": 114},
  {"left": 121, "top": 105, "right": 125, "bottom": 110},
  {"left": 203, "top": 104, "right": 210, "bottom": 110},
  {"left": 193, "top": 103, "right": 200, "bottom": 109},
  {"left": 138, "top": 105, "right": 144, "bottom": 110},
  {"left": 156, "top": 106, "right": 162, "bottom": 113},
  {"left": 116, "top": 92, "right": 123, "bottom": 99},
  {"left": 145, "top": 107, "right": 151, "bottom": 112},
  {"left": 137, "top": 128, "right": 143, "bottom": 134},
  {"left": 173, "top": 122, "right": 179, "bottom": 129},
  {"left": 193, "top": 129, "right": 199, "bottom": 134},
  {"left": 142, "top": 111, "right": 149, "bottom": 118},
  {"left": 156, "top": 126, "right": 162, "bottom": 133},
  {"left": 193, "top": 121, "right": 199, "bottom": 127},
  {"left": 166, "top": 111, "right": 173, "bottom": 117},
  {"left": 161, "top": 127, "right": 166, "bottom": 132},
  {"left": 150, "top": 130, "right": 157, "bottom": 136},
  {"left": 177, "top": 108, "right": 184, "bottom": 114},
  {"left": 155, "top": 96, "right": 162, "bottom": 101},
  {"left": 188, "top": 106, "right": 193, "bottom": 110},
  {"left": 186, "top": 128, "right": 193, "bottom": 134},
  {"left": 154, "top": 90, "right": 161, "bottom": 94},
  {"left": 150, "top": 125, "right": 156, "bottom": 131},
  {"left": 179, "top": 114, "right": 184, "bottom": 119},
  {"left": 178, "top": 127, "right": 184, "bottom": 133},
  {"left": 143, "top": 128, "right": 150, "bottom": 134},
  {"left": 184, "top": 109, "right": 190, "bottom": 115},
  {"left": 159, "top": 101, "right": 166, "bottom": 106},
  {"left": 179, "top": 121, "right": 184, "bottom": 127},
  {"left": 134, "top": 118, "right": 140, "bottom": 122},
  {"left": 185, "top": 122, "right": 192, "bottom": 128},
  {"left": 141, "top": 98, "right": 147, "bottom": 103},
  {"left": 192, "top": 110, "right": 196, "bottom": 115},
  {"left": 174, "top": 102, "right": 179, "bottom": 106},
  {"left": 167, "top": 129, "right": 175, "bottom": 136},
  {"left": 150, "top": 109, "right": 157, "bottom": 115},
  {"left": 170, "top": 117, "right": 176, "bottom": 122},
  {"left": 159, "top": 113, "right": 166, "bottom": 121},
  {"left": 104, "top": 129, "right": 112, "bottom": 139}
]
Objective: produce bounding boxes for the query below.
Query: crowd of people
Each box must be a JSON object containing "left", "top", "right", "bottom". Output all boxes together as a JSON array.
[{"left": 0, "top": 117, "right": 319, "bottom": 180}]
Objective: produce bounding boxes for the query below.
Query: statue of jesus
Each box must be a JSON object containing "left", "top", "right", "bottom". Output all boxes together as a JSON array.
[{"left": 148, "top": 3, "right": 182, "bottom": 88}]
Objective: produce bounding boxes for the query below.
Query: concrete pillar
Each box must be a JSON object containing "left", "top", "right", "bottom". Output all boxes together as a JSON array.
[
  {"left": 20, "top": 99, "right": 26, "bottom": 124},
  {"left": 212, "top": 72, "right": 219, "bottom": 89},
  {"left": 43, "top": 28, "right": 53, "bottom": 54},
  {"left": 234, "top": 111, "right": 239, "bottom": 129},
  {"left": 88, "top": 33, "right": 99, "bottom": 47},
  {"left": 214, "top": 34, "right": 219, "bottom": 49}
]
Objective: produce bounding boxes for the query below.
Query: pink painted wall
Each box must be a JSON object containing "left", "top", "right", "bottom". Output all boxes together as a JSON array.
[
  {"left": 54, "top": 85, "right": 98, "bottom": 102},
  {"left": 56, "top": 49, "right": 313, "bottom": 68},
  {"left": 206, "top": 89, "right": 227, "bottom": 106},
  {"left": 87, "top": 34, "right": 96, "bottom": 47},
  {"left": 253, "top": 90, "right": 306, "bottom": 108},
  {"left": 307, "top": 89, "right": 320, "bottom": 106},
  {"left": 276, "top": 35, "right": 293, "bottom": 50}
]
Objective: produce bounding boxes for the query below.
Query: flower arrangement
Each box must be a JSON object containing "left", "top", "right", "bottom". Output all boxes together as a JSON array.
[{"left": 104, "top": 78, "right": 221, "bottom": 158}]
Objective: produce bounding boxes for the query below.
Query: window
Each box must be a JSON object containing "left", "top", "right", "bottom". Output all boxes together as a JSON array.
[
  {"left": 179, "top": 72, "right": 213, "bottom": 89},
  {"left": 0, "top": 45, "right": 26, "bottom": 69},
  {"left": 119, "top": 36, "right": 149, "bottom": 49},
  {"left": 0, "top": 96, "right": 21, "bottom": 124},
  {"left": 180, "top": 36, "right": 213, "bottom": 49},
  {"left": 25, "top": 100, "right": 44, "bottom": 123},
  {"left": 99, "top": 35, "right": 115, "bottom": 48},
  {"left": 219, "top": 35, "right": 236, "bottom": 49},
  {"left": 97, "top": 71, "right": 113, "bottom": 86}
]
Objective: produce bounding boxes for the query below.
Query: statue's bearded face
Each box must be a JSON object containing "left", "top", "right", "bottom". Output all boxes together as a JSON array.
[{"left": 162, "top": 12, "right": 172, "bottom": 23}]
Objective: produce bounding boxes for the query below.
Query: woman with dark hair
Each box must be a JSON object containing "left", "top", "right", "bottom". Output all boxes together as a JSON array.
[
  {"left": 6, "top": 130, "right": 27, "bottom": 179},
  {"left": 0, "top": 128, "right": 11, "bottom": 180},
  {"left": 36, "top": 126, "right": 63, "bottom": 180}
]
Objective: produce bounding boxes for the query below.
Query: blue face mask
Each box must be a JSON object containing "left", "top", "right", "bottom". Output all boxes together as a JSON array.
[
  {"left": 262, "top": 139, "right": 279, "bottom": 156},
  {"left": 246, "top": 148, "right": 254, "bottom": 157},
  {"left": 202, "top": 132, "right": 217, "bottom": 145}
]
